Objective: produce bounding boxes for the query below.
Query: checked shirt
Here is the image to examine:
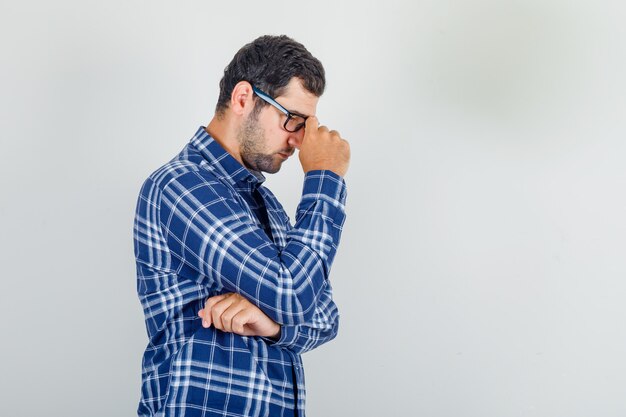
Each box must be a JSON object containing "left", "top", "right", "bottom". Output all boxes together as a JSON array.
[{"left": 133, "top": 127, "right": 347, "bottom": 417}]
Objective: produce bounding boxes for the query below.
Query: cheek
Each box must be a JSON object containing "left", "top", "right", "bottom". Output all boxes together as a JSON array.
[
  {"left": 258, "top": 111, "right": 281, "bottom": 135},
  {"left": 256, "top": 109, "right": 290, "bottom": 147},
  {"left": 258, "top": 107, "right": 281, "bottom": 128},
  {"left": 266, "top": 124, "right": 290, "bottom": 146}
]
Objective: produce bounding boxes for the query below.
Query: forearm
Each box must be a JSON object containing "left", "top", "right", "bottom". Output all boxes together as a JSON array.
[
  {"left": 201, "top": 282, "right": 340, "bottom": 354},
  {"left": 273, "top": 318, "right": 339, "bottom": 355}
]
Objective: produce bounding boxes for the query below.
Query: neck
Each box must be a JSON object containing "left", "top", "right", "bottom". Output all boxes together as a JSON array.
[{"left": 206, "top": 116, "right": 244, "bottom": 166}]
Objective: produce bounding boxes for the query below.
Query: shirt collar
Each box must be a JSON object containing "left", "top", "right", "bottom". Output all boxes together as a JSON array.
[{"left": 189, "top": 126, "right": 266, "bottom": 188}]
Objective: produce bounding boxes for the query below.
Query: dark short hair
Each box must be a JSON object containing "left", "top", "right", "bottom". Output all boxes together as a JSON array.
[{"left": 215, "top": 35, "right": 325, "bottom": 116}]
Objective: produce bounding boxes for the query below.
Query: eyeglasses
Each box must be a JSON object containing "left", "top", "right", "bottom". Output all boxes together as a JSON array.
[{"left": 252, "top": 85, "right": 309, "bottom": 133}]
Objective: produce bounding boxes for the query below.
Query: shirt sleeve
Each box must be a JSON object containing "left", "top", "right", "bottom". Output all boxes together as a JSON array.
[
  {"left": 158, "top": 169, "right": 347, "bottom": 326},
  {"left": 269, "top": 281, "right": 339, "bottom": 355}
]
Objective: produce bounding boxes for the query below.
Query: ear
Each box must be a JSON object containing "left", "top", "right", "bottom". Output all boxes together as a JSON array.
[{"left": 230, "top": 81, "right": 254, "bottom": 117}]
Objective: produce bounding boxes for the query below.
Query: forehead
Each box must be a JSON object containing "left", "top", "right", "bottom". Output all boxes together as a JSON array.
[{"left": 274, "top": 78, "right": 319, "bottom": 117}]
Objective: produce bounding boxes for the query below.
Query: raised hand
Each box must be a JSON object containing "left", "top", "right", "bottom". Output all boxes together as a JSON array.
[{"left": 298, "top": 116, "right": 351, "bottom": 177}]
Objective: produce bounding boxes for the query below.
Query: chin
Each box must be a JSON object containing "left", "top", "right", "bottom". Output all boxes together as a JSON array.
[
  {"left": 264, "top": 158, "right": 284, "bottom": 174},
  {"left": 265, "top": 165, "right": 282, "bottom": 174}
]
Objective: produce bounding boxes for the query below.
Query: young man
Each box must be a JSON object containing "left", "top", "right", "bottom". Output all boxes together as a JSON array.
[{"left": 133, "top": 35, "right": 350, "bottom": 417}]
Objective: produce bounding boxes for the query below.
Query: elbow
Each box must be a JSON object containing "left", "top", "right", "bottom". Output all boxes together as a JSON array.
[
  {"left": 274, "top": 293, "right": 319, "bottom": 326},
  {"left": 269, "top": 257, "right": 330, "bottom": 326}
]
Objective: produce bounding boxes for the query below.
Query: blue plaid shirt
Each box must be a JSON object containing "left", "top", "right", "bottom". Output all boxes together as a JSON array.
[{"left": 133, "top": 127, "right": 347, "bottom": 417}]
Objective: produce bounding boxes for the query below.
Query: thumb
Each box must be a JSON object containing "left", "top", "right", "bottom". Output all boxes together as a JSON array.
[
  {"left": 300, "top": 116, "right": 318, "bottom": 151},
  {"left": 302, "top": 116, "right": 319, "bottom": 142},
  {"left": 305, "top": 115, "right": 318, "bottom": 129}
]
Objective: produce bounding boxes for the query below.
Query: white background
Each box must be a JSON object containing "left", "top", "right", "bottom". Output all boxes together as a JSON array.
[{"left": 1, "top": 1, "right": 625, "bottom": 416}]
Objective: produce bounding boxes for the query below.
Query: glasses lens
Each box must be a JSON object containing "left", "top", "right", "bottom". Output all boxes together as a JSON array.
[{"left": 285, "top": 114, "right": 306, "bottom": 132}]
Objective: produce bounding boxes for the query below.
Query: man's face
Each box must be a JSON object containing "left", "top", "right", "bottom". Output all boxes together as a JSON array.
[{"left": 237, "top": 78, "right": 319, "bottom": 174}]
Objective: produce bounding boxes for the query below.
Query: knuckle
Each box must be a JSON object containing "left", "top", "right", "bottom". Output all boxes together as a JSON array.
[
  {"left": 232, "top": 316, "right": 244, "bottom": 328},
  {"left": 206, "top": 294, "right": 225, "bottom": 307},
  {"left": 213, "top": 310, "right": 225, "bottom": 320}
]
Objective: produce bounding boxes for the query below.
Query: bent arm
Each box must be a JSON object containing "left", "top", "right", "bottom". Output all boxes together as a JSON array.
[
  {"left": 203, "top": 284, "right": 340, "bottom": 355},
  {"left": 158, "top": 169, "right": 347, "bottom": 326}
]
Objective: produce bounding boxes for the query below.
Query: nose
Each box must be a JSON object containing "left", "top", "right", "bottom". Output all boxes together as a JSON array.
[{"left": 287, "top": 128, "right": 305, "bottom": 150}]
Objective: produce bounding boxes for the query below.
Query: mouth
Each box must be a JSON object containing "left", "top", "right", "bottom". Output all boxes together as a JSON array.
[{"left": 278, "top": 151, "right": 294, "bottom": 159}]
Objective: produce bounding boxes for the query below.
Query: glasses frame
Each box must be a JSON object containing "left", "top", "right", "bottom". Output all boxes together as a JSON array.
[{"left": 251, "top": 85, "right": 309, "bottom": 133}]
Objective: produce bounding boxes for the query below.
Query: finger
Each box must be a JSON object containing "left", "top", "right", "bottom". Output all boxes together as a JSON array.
[
  {"left": 231, "top": 309, "right": 254, "bottom": 335},
  {"left": 198, "top": 308, "right": 210, "bottom": 328},
  {"left": 204, "top": 294, "right": 230, "bottom": 309},
  {"left": 305, "top": 115, "right": 319, "bottom": 131},
  {"left": 201, "top": 294, "right": 229, "bottom": 328},
  {"left": 211, "top": 295, "right": 237, "bottom": 331},
  {"left": 219, "top": 301, "right": 247, "bottom": 333}
]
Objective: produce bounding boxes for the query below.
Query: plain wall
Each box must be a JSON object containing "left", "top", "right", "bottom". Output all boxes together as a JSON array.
[{"left": 1, "top": 0, "right": 625, "bottom": 416}]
